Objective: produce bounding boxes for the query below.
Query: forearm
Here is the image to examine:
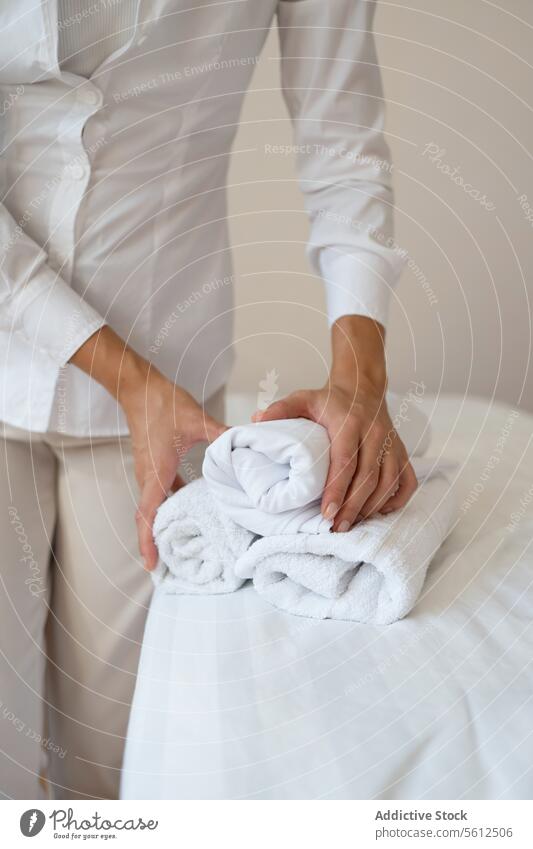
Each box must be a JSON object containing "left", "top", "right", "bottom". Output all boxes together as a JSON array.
[{"left": 329, "top": 315, "right": 387, "bottom": 395}]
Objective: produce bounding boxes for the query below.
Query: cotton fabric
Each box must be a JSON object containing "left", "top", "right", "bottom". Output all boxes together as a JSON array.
[{"left": 0, "top": 1, "right": 403, "bottom": 434}]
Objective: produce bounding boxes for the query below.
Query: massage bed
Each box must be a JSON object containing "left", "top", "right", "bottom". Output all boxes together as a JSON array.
[{"left": 121, "top": 393, "right": 533, "bottom": 799}]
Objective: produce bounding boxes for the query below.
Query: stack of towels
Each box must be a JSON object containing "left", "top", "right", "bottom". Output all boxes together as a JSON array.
[{"left": 152, "top": 397, "right": 457, "bottom": 625}]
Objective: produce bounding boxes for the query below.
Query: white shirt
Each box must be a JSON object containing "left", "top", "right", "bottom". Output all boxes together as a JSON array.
[{"left": 0, "top": 0, "right": 403, "bottom": 436}]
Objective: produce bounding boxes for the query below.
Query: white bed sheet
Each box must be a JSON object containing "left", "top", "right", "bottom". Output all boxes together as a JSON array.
[{"left": 121, "top": 394, "right": 533, "bottom": 799}]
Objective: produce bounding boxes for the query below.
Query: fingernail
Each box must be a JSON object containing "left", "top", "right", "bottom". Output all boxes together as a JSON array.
[
  {"left": 324, "top": 502, "right": 339, "bottom": 520},
  {"left": 338, "top": 520, "right": 351, "bottom": 533}
]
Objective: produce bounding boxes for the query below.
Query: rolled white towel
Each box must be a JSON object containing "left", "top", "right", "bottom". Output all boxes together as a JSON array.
[
  {"left": 234, "top": 460, "right": 457, "bottom": 625},
  {"left": 152, "top": 478, "right": 254, "bottom": 594},
  {"left": 203, "top": 417, "right": 332, "bottom": 535},
  {"left": 202, "top": 391, "right": 431, "bottom": 538}
]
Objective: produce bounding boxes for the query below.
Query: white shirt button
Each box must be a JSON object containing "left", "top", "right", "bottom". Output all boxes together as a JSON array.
[
  {"left": 79, "top": 87, "right": 102, "bottom": 107},
  {"left": 67, "top": 162, "right": 86, "bottom": 180}
]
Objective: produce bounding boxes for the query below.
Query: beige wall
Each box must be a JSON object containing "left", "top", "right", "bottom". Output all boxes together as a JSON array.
[{"left": 226, "top": 1, "right": 533, "bottom": 412}]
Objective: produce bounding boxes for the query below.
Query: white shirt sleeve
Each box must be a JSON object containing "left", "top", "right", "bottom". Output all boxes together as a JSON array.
[
  {"left": 277, "top": 0, "right": 405, "bottom": 328},
  {"left": 0, "top": 203, "right": 105, "bottom": 365}
]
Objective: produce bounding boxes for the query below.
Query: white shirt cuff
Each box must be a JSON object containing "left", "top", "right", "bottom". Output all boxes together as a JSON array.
[
  {"left": 320, "top": 247, "right": 394, "bottom": 329},
  {"left": 15, "top": 267, "right": 106, "bottom": 365}
]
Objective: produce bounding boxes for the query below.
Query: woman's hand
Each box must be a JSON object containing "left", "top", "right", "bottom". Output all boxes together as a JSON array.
[
  {"left": 119, "top": 363, "right": 226, "bottom": 570},
  {"left": 252, "top": 315, "right": 417, "bottom": 531},
  {"left": 70, "top": 326, "right": 226, "bottom": 570},
  {"left": 253, "top": 378, "right": 417, "bottom": 531}
]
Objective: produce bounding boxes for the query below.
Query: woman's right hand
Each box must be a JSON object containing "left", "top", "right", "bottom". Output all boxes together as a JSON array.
[
  {"left": 70, "top": 326, "right": 227, "bottom": 570},
  {"left": 120, "top": 361, "right": 226, "bottom": 570}
]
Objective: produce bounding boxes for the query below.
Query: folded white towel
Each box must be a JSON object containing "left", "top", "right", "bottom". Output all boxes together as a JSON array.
[
  {"left": 202, "top": 391, "right": 431, "bottom": 538},
  {"left": 203, "top": 417, "right": 332, "bottom": 535},
  {"left": 152, "top": 478, "right": 253, "bottom": 594},
  {"left": 234, "top": 459, "right": 457, "bottom": 625},
  {"left": 154, "top": 393, "right": 450, "bottom": 620}
]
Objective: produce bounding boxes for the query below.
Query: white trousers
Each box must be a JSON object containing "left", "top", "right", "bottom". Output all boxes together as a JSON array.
[{"left": 0, "top": 390, "right": 224, "bottom": 800}]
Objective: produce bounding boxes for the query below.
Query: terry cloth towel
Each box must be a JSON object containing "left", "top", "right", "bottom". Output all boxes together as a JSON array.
[
  {"left": 202, "top": 391, "right": 431, "bottom": 537},
  {"left": 234, "top": 459, "right": 457, "bottom": 625},
  {"left": 152, "top": 478, "right": 254, "bottom": 594},
  {"left": 203, "top": 417, "right": 332, "bottom": 535}
]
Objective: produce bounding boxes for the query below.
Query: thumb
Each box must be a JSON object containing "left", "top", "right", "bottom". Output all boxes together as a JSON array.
[{"left": 252, "top": 391, "right": 309, "bottom": 423}]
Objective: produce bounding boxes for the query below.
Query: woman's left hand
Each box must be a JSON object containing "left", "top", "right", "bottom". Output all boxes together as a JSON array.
[
  {"left": 253, "top": 315, "right": 419, "bottom": 531},
  {"left": 252, "top": 376, "right": 418, "bottom": 532}
]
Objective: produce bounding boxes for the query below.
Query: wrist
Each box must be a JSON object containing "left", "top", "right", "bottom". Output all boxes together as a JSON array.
[
  {"left": 330, "top": 368, "right": 387, "bottom": 395},
  {"left": 329, "top": 314, "right": 387, "bottom": 396}
]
